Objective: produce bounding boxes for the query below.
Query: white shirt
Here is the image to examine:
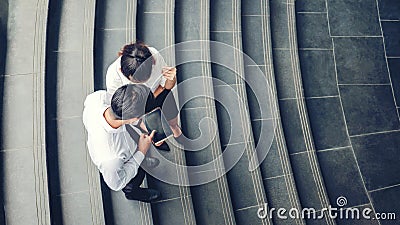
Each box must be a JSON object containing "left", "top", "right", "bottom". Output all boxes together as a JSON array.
[
  {"left": 82, "top": 90, "right": 145, "bottom": 191},
  {"left": 106, "top": 47, "right": 167, "bottom": 99}
]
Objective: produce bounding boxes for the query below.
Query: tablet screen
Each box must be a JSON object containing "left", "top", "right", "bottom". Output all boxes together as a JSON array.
[{"left": 142, "top": 107, "right": 173, "bottom": 144}]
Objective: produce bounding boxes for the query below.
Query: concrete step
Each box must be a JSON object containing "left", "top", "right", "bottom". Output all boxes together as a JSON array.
[
  {"left": 241, "top": 0, "right": 305, "bottom": 224},
  {"left": 137, "top": 0, "right": 196, "bottom": 224},
  {"left": 269, "top": 0, "right": 334, "bottom": 224},
  {"left": 175, "top": 0, "right": 237, "bottom": 224},
  {"left": 94, "top": 1, "right": 153, "bottom": 224},
  {"left": 1, "top": 0, "right": 50, "bottom": 224},
  {"left": 45, "top": 0, "right": 105, "bottom": 224},
  {"left": 209, "top": 0, "right": 272, "bottom": 224},
  {"left": 0, "top": 0, "right": 5, "bottom": 220},
  {"left": 94, "top": 0, "right": 137, "bottom": 90}
]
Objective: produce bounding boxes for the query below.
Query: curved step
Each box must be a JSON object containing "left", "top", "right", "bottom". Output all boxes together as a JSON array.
[
  {"left": 45, "top": 0, "right": 105, "bottom": 224},
  {"left": 1, "top": 0, "right": 51, "bottom": 224},
  {"left": 209, "top": 0, "right": 272, "bottom": 224},
  {"left": 94, "top": 0, "right": 137, "bottom": 90},
  {"left": 241, "top": 0, "right": 305, "bottom": 224},
  {"left": 270, "top": 0, "right": 334, "bottom": 224},
  {"left": 0, "top": 0, "right": 6, "bottom": 221},
  {"left": 0, "top": 2, "right": 5, "bottom": 222},
  {"left": 286, "top": 2, "right": 335, "bottom": 224},
  {"left": 136, "top": 0, "right": 196, "bottom": 224},
  {"left": 175, "top": 0, "right": 237, "bottom": 224},
  {"left": 94, "top": 1, "right": 154, "bottom": 224}
]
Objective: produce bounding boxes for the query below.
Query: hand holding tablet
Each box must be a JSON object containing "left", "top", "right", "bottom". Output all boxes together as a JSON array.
[{"left": 142, "top": 107, "right": 174, "bottom": 146}]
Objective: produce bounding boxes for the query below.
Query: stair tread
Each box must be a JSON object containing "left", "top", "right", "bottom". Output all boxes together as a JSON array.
[
  {"left": 1, "top": 0, "right": 51, "bottom": 224},
  {"left": 45, "top": 0, "right": 104, "bottom": 224},
  {"left": 136, "top": 1, "right": 196, "bottom": 225},
  {"left": 270, "top": 0, "right": 333, "bottom": 224},
  {"left": 94, "top": 1, "right": 154, "bottom": 225},
  {"left": 209, "top": 1, "right": 272, "bottom": 225}
]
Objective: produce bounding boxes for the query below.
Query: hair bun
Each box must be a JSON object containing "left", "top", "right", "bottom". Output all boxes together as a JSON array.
[{"left": 122, "top": 45, "right": 135, "bottom": 56}]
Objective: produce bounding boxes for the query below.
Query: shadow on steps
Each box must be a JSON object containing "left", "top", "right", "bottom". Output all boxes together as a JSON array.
[{"left": 0, "top": 0, "right": 8, "bottom": 223}]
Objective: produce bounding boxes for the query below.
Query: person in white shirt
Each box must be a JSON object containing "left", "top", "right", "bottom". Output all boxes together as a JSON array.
[
  {"left": 106, "top": 41, "right": 184, "bottom": 151},
  {"left": 83, "top": 84, "right": 161, "bottom": 202}
]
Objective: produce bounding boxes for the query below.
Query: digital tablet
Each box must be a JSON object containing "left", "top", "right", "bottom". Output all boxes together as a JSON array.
[{"left": 142, "top": 107, "right": 173, "bottom": 145}]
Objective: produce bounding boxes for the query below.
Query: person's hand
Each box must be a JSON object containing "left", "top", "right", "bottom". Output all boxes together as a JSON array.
[
  {"left": 138, "top": 130, "right": 156, "bottom": 155},
  {"left": 154, "top": 141, "right": 164, "bottom": 147},
  {"left": 162, "top": 66, "right": 177, "bottom": 81},
  {"left": 139, "top": 120, "right": 148, "bottom": 133}
]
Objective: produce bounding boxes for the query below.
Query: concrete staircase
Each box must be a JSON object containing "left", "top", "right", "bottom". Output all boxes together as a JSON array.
[{"left": 1, "top": 0, "right": 399, "bottom": 225}]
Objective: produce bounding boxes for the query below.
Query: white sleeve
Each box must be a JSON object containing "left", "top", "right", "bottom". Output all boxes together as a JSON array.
[
  {"left": 106, "top": 65, "right": 122, "bottom": 98},
  {"left": 149, "top": 47, "right": 167, "bottom": 91},
  {"left": 159, "top": 72, "right": 167, "bottom": 88},
  {"left": 100, "top": 151, "right": 145, "bottom": 191},
  {"left": 157, "top": 52, "right": 167, "bottom": 88}
]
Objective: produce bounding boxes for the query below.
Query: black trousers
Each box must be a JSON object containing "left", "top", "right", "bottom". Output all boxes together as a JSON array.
[
  {"left": 122, "top": 89, "right": 178, "bottom": 195},
  {"left": 122, "top": 167, "right": 146, "bottom": 195},
  {"left": 145, "top": 89, "right": 179, "bottom": 121}
]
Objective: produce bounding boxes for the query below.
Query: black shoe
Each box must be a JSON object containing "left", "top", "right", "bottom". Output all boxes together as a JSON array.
[
  {"left": 143, "top": 157, "right": 160, "bottom": 168},
  {"left": 125, "top": 188, "right": 161, "bottom": 203},
  {"left": 155, "top": 142, "right": 170, "bottom": 151}
]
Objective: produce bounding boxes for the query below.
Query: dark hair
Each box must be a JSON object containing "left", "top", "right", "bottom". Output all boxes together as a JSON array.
[
  {"left": 111, "top": 84, "right": 151, "bottom": 119},
  {"left": 120, "top": 41, "right": 153, "bottom": 83}
]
